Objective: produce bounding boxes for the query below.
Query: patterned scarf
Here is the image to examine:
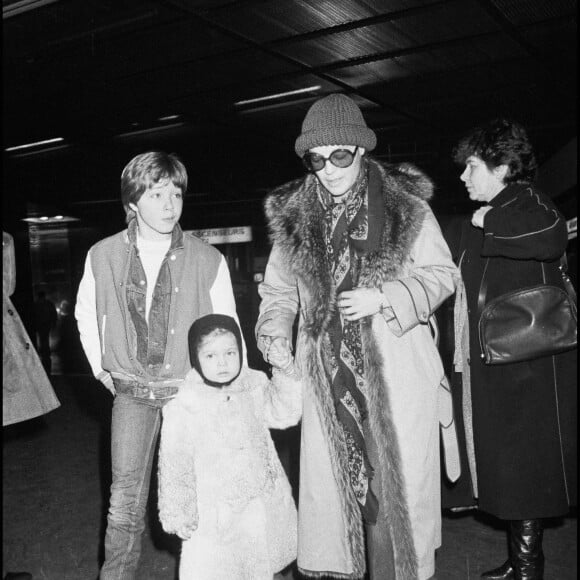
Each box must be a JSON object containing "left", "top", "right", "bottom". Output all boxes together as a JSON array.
[{"left": 317, "top": 161, "right": 379, "bottom": 524}]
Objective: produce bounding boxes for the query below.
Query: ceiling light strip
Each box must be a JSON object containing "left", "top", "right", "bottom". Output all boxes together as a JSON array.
[
  {"left": 238, "top": 95, "right": 322, "bottom": 115},
  {"left": 5, "top": 137, "right": 65, "bottom": 152},
  {"left": 3, "top": 0, "right": 63, "bottom": 19},
  {"left": 234, "top": 85, "right": 321, "bottom": 107},
  {"left": 114, "top": 122, "right": 185, "bottom": 139}
]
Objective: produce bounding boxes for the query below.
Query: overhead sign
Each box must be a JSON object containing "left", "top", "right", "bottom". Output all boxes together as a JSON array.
[{"left": 188, "top": 226, "right": 253, "bottom": 245}]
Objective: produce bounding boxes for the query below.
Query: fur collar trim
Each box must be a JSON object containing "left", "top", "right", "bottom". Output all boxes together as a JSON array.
[{"left": 264, "top": 158, "right": 432, "bottom": 337}]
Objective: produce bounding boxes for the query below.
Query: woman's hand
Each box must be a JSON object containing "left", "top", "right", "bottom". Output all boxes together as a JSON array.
[
  {"left": 337, "top": 287, "right": 383, "bottom": 321},
  {"left": 471, "top": 205, "right": 492, "bottom": 228}
]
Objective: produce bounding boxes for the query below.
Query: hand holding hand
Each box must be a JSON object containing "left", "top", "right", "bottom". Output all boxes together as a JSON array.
[
  {"left": 337, "top": 287, "right": 383, "bottom": 321},
  {"left": 268, "top": 341, "right": 292, "bottom": 369},
  {"left": 471, "top": 205, "right": 492, "bottom": 228},
  {"left": 263, "top": 336, "right": 292, "bottom": 369}
]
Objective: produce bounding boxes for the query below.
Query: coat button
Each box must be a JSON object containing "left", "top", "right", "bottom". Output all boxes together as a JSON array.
[
  {"left": 25, "top": 342, "right": 30, "bottom": 350},
  {"left": 8, "top": 309, "right": 14, "bottom": 315}
]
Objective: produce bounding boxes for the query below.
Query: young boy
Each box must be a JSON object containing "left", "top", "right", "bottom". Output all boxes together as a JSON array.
[{"left": 75, "top": 151, "right": 242, "bottom": 579}]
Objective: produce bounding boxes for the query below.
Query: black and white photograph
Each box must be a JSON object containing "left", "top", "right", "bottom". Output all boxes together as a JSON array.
[{"left": 3, "top": 1, "right": 577, "bottom": 579}]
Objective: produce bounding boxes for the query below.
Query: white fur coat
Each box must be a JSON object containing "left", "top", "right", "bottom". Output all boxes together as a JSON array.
[{"left": 158, "top": 366, "right": 301, "bottom": 580}]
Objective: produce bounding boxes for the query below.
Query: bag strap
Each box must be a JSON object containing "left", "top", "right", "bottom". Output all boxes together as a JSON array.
[
  {"left": 559, "top": 254, "right": 577, "bottom": 306},
  {"left": 476, "top": 258, "right": 490, "bottom": 317},
  {"left": 478, "top": 254, "right": 576, "bottom": 317}
]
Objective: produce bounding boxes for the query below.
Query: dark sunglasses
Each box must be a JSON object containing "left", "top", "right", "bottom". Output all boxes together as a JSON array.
[{"left": 302, "top": 146, "right": 359, "bottom": 172}]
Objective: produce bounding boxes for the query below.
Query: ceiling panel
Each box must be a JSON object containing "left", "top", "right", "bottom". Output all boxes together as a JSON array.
[
  {"left": 2, "top": 0, "right": 577, "bottom": 217},
  {"left": 488, "top": 0, "right": 577, "bottom": 25}
]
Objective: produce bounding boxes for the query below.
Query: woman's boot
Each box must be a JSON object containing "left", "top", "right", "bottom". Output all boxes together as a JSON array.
[
  {"left": 510, "top": 519, "right": 544, "bottom": 580},
  {"left": 481, "top": 519, "right": 514, "bottom": 579},
  {"left": 480, "top": 559, "right": 514, "bottom": 579}
]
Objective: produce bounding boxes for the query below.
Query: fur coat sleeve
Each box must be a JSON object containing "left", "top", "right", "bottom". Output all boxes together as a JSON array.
[
  {"left": 255, "top": 367, "right": 303, "bottom": 429},
  {"left": 158, "top": 401, "right": 199, "bottom": 538}
]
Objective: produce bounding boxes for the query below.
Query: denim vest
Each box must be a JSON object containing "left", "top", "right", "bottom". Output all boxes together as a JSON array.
[{"left": 91, "top": 221, "right": 222, "bottom": 384}]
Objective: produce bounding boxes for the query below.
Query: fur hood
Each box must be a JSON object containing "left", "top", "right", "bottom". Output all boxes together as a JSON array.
[{"left": 263, "top": 158, "right": 434, "bottom": 337}]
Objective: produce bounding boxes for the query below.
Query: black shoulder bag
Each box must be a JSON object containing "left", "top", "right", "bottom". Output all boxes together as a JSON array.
[{"left": 478, "top": 255, "right": 577, "bottom": 365}]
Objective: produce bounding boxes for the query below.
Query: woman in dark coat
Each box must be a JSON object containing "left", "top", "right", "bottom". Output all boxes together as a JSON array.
[{"left": 451, "top": 119, "right": 576, "bottom": 580}]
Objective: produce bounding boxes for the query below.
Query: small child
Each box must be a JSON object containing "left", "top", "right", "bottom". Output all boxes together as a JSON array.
[{"left": 158, "top": 314, "right": 301, "bottom": 580}]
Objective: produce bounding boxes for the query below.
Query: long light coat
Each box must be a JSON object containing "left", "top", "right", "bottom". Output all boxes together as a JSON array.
[
  {"left": 256, "top": 159, "right": 460, "bottom": 580},
  {"left": 158, "top": 366, "right": 302, "bottom": 580},
  {"left": 3, "top": 231, "right": 60, "bottom": 426}
]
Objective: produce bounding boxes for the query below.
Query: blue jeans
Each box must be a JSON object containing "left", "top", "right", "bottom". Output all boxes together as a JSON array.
[{"left": 100, "top": 392, "right": 171, "bottom": 580}]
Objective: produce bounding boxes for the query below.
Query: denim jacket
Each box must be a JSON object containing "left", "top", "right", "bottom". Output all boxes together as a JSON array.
[{"left": 90, "top": 220, "right": 224, "bottom": 384}]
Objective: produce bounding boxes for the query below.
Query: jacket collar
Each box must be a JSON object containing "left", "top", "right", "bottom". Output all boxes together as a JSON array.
[
  {"left": 125, "top": 218, "right": 185, "bottom": 251},
  {"left": 489, "top": 182, "right": 530, "bottom": 208}
]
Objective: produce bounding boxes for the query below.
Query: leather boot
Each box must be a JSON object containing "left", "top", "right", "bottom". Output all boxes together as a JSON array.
[
  {"left": 480, "top": 559, "right": 514, "bottom": 579},
  {"left": 510, "top": 519, "right": 544, "bottom": 580}
]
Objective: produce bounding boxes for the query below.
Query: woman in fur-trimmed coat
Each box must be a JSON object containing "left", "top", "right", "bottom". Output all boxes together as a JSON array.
[{"left": 255, "top": 94, "right": 459, "bottom": 580}]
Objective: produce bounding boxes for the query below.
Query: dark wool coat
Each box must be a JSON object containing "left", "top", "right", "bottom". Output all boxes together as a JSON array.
[
  {"left": 457, "top": 183, "right": 577, "bottom": 519},
  {"left": 3, "top": 232, "right": 60, "bottom": 426},
  {"left": 256, "top": 158, "right": 460, "bottom": 580}
]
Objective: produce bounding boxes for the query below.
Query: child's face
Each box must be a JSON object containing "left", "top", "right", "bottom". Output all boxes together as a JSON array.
[
  {"left": 197, "top": 331, "right": 240, "bottom": 384},
  {"left": 129, "top": 179, "right": 183, "bottom": 241}
]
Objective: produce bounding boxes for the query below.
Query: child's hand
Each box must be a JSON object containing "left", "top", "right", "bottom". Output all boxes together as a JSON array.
[{"left": 176, "top": 523, "right": 196, "bottom": 540}]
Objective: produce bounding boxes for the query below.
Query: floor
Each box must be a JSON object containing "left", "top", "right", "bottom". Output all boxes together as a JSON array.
[{"left": 3, "top": 373, "right": 577, "bottom": 580}]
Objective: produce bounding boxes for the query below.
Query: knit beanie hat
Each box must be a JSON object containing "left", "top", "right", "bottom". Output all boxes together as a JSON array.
[
  {"left": 295, "top": 93, "right": 377, "bottom": 158},
  {"left": 188, "top": 314, "right": 243, "bottom": 387}
]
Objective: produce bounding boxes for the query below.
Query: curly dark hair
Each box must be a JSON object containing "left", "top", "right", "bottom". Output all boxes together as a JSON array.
[{"left": 452, "top": 118, "right": 537, "bottom": 184}]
